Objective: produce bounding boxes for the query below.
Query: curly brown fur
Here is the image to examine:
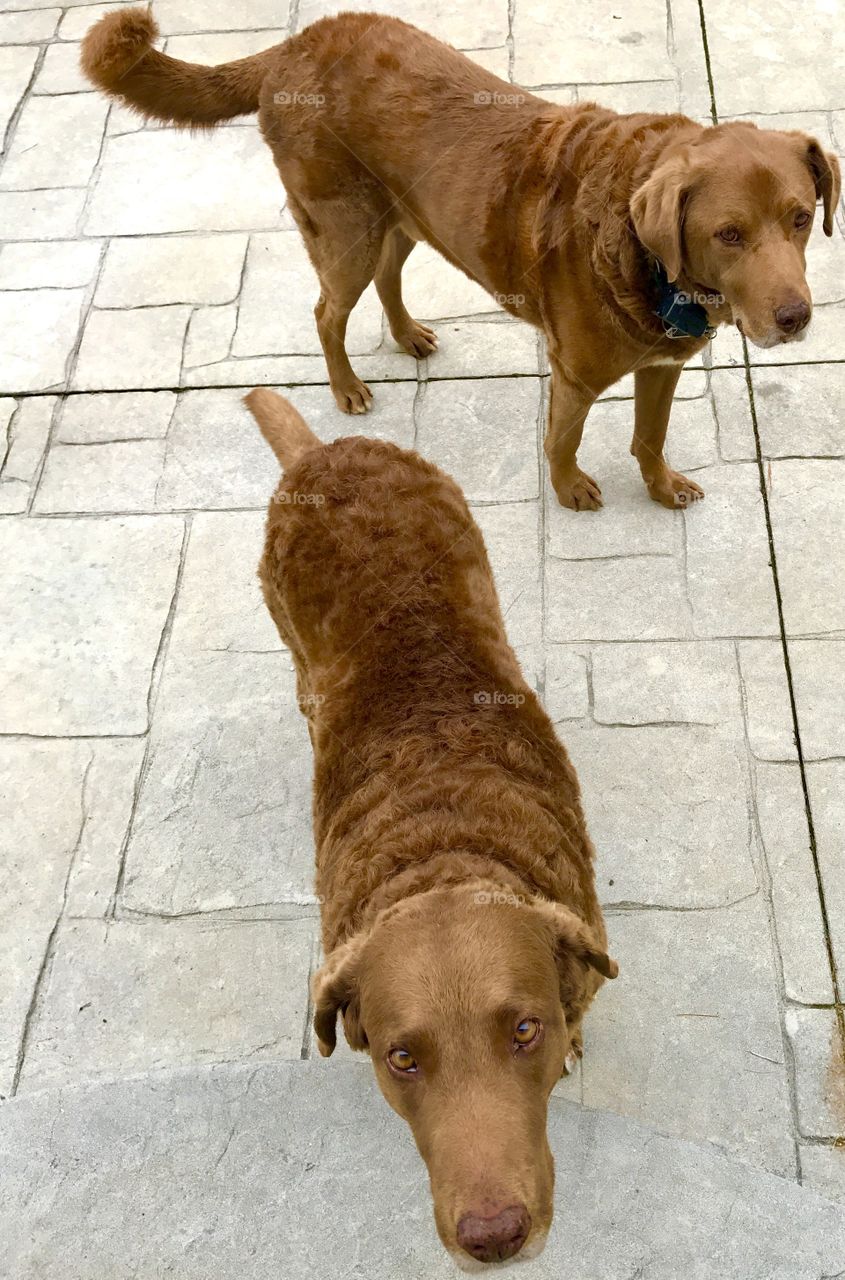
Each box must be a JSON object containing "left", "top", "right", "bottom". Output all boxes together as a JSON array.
[{"left": 246, "top": 389, "right": 615, "bottom": 1262}]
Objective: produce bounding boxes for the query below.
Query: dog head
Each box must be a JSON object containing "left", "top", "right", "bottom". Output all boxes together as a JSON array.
[
  {"left": 312, "top": 883, "right": 617, "bottom": 1266},
  {"left": 631, "top": 121, "right": 841, "bottom": 348}
]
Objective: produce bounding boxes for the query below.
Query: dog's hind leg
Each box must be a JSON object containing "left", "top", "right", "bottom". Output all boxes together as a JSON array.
[
  {"left": 375, "top": 228, "right": 438, "bottom": 358},
  {"left": 288, "top": 192, "right": 386, "bottom": 415}
]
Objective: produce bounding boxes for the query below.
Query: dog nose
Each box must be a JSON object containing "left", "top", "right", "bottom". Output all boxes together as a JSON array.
[
  {"left": 774, "top": 300, "right": 810, "bottom": 335},
  {"left": 456, "top": 1203, "right": 531, "bottom": 1263}
]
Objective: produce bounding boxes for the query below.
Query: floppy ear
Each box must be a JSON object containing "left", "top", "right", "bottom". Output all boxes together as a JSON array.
[
  {"left": 802, "top": 136, "right": 841, "bottom": 236},
  {"left": 531, "top": 898, "right": 618, "bottom": 980},
  {"left": 630, "top": 151, "right": 694, "bottom": 282},
  {"left": 311, "top": 931, "right": 369, "bottom": 1057}
]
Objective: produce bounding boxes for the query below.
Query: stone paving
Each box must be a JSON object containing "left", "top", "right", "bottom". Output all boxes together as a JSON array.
[{"left": 1, "top": 0, "right": 844, "bottom": 1221}]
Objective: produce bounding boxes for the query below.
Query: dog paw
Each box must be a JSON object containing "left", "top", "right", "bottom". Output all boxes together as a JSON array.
[
  {"left": 553, "top": 467, "right": 603, "bottom": 511},
  {"left": 396, "top": 320, "right": 438, "bottom": 358},
  {"left": 648, "top": 468, "right": 704, "bottom": 509},
  {"left": 333, "top": 379, "right": 373, "bottom": 415}
]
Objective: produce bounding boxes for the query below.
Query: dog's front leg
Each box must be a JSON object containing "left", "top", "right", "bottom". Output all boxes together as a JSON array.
[
  {"left": 632, "top": 364, "right": 704, "bottom": 509},
  {"left": 544, "top": 354, "right": 604, "bottom": 511}
]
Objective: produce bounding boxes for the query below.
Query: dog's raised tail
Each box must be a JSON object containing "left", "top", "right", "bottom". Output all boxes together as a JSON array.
[
  {"left": 245, "top": 390, "right": 322, "bottom": 472},
  {"left": 81, "top": 6, "right": 273, "bottom": 126}
]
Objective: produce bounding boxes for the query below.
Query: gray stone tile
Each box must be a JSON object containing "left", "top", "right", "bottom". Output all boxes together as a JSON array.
[
  {"left": 806, "top": 761, "right": 845, "bottom": 978},
  {"left": 0, "top": 737, "right": 143, "bottom": 1096},
  {"left": 57, "top": 390, "right": 177, "bottom": 443},
  {"left": 666, "top": 0, "right": 714, "bottom": 118},
  {"left": 1, "top": 396, "right": 54, "bottom": 487},
  {"left": 403, "top": 242, "right": 500, "bottom": 320},
  {"left": 0, "top": 189, "right": 86, "bottom": 241},
  {"left": 0, "top": 516, "right": 183, "bottom": 734},
  {"left": 663, "top": 387, "right": 721, "bottom": 473},
  {"left": 712, "top": 365, "right": 756, "bottom": 462},
  {"left": 96, "top": 235, "right": 247, "bottom": 308},
  {"left": 18, "top": 917, "right": 315, "bottom": 1092},
  {"left": 153, "top": 0, "right": 290, "bottom": 32},
  {"left": 749, "top": 303, "right": 845, "bottom": 364},
  {"left": 571, "top": 897, "right": 796, "bottom": 1176},
  {"left": 155, "top": 383, "right": 416, "bottom": 511},
  {"left": 544, "top": 646, "right": 589, "bottom": 721},
  {"left": 72, "top": 307, "right": 191, "bottom": 391},
  {"left": 0, "top": 240, "right": 101, "bottom": 291},
  {"left": 121, "top": 652, "right": 315, "bottom": 914},
  {"left": 416, "top": 377, "right": 540, "bottom": 502},
  {"left": 1, "top": 94, "right": 109, "bottom": 190},
  {"left": 184, "top": 304, "right": 238, "bottom": 367},
  {"left": 33, "top": 41, "right": 89, "bottom": 94},
  {"left": 545, "top": 401, "right": 689, "bottom": 561},
  {"left": 34, "top": 440, "right": 167, "bottom": 514},
  {"left": 754, "top": 761, "right": 833, "bottom": 1006},
  {"left": 426, "top": 320, "right": 540, "bottom": 379},
  {"left": 513, "top": 0, "right": 673, "bottom": 86},
  {"left": 767, "top": 460, "right": 845, "bottom": 635},
  {"left": 574, "top": 81, "right": 679, "bottom": 113},
  {"left": 231, "top": 230, "right": 383, "bottom": 359},
  {"left": 183, "top": 351, "right": 413, "bottom": 389},
  {"left": 786, "top": 1006, "right": 845, "bottom": 1140},
  {"left": 738, "top": 639, "right": 797, "bottom": 761},
  {"left": 788, "top": 640, "right": 845, "bottom": 761},
  {"left": 0, "top": 8, "right": 60, "bottom": 42},
  {"left": 701, "top": 0, "right": 845, "bottom": 114},
  {"left": 684, "top": 463, "right": 780, "bottom": 637},
  {"left": 0, "top": 288, "right": 85, "bottom": 393},
  {"left": 84, "top": 130, "right": 283, "bottom": 235},
  {"left": 163, "top": 31, "right": 288, "bottom": 62},
  {"left": 592, "top": 639, "right": 740, "bottom": 727},
  {"left": 59, "top": 3, "right": 145, "bottom": 41},
  {"left": 296, "top": 0, "right": 509, "bottom": 50},
  {"left": 565, "top": 724, "right": 757, "bottom": 907},
  {"left": 749, "top": 365, "right": 845, "bottom": 459},
  {"left": 473, "top": 502, "right": 541, "bottom": 650},
  {"left": 546, "top": 554, "right": 693, "bottom": 641},
  {"left": 3, "top": 1062, "right": 845, "bottom": 1280},
  {"left": 800, "top": 1143, "right": 845, "bottom": 1202},
  {"left": 0, "top": 46, "right": 38, "bottom": 146}
]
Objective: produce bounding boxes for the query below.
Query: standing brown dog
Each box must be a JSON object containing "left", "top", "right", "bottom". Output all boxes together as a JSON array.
[
  {"left": 244, "top": 387, "right": 616, "bottom": 1265},
  {"left": 82, "top": 8, "right": 840, "bottom": 512}
]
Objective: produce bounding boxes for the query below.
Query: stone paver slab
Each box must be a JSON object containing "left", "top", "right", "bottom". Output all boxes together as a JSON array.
[
  {"left": 297, "top": 0, "right": 508, "bottom": 50},
  {"left": 754, "top": 761, "right": 834, "bottom": 1005},
  {"left": 1, "top": 396, "right": 54, "bottom": 487},
  {"left": 591, "top": 640, "right": 740, "bottom": 727},
  {"left": 0, "top": 288, "right": 85, "bottom": 392},
  {"left": 96, "top": 234, "right": 247, "bottom": 308},
  {"left": 84, "top": 130, "right": 283, "bottom": 235},
  {"left": 0, "top": 515, "right": 183, "bottom": 735},
  {"left": 788, "top": 640, "right": 845, "bottom": 760},
  {"left": 34, "top": 439, "right": 167, "bottom": 514},
  {"left": 56, "top": 390, "right": 177, "bottom": 443},
  {"left": 786, "top": 1006, "right": 845, "bottom": 1140},
  {"left": 1, "top": 94, "right": 108, "bottom": 190},
  {"left": 738, "top": 638, "right": 797, "bottom": 760},
  {"left": 800, "top": 1143, "right": 845, "bottom": 1203},
  {"left": 0, "top": 46, "right": 38, "bottom": 149},
  {"left": 750, "top": 364, "right": 845, "bottom": 459},
  {"left": 544, "top": 646, "right": 589, "bottom": 722},
  {"left": 0, "top": 189, "right": 87, "bottom": 241},
  {"left": 565, "top": 724, "right": 757, "bottom": 907},
  {"left": 19, "top": 917, "right": 314, "bottom": 1092},
  {"left": 183, "top": 304, "right": 237, "bottom": 366},
  {"left": 513, "top": 0, "right": 672, "bottom": 85},
  {"left": 806, "top": 761, "right": 845, "bottom": 977},
  {"left": 403, "top": 242, "right": 500, "bottom": 320},
  {"left": 0, "top": 9, "right": 60, "bottom": 43},
  {"left": 72, "top": 306, "right": 191, "bottom": 391},
  {"left": 0, "top": 240, "right": 101, "bottom": 291},
  {"left": 767, "top": 460, "right": 845, "bottom": 635},
  {"left": 574, "top": 897, "right": 796, "bottom": 1176},
  {"left": 416, "top": 377, "right": 540, "bottom": 503},
  {"left": 33, "top": 41, "right": 89, "bottom": 94},
  {"left": 3, "top": 1060, "right": 845, "bottom": 1279},
  {"left": 473, "top": 502, "right": 541, "bottom": 650},
  {"left": 545, "top": 554, "right": 693, "bottom": 641},
  {"left": 425, "top": 320, "right": 540, "bottom": 379},
  {"left": 685, "top": 463, "right": 780, "bottom": 637},
  {"left": 164, "top": 31, "right": 288, "bottom": 62}
]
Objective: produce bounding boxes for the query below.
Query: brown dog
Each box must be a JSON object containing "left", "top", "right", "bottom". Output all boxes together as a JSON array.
[
  {"left": 82, "top": 9, "right": 840, "bottom": 513},
  {"left": 243, "top": 386, "right": 616, "bottom": 1265}
]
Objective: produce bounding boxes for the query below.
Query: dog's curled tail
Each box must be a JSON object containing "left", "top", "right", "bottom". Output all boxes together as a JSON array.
[
  {"left": 81, "top": 6, "right": 272, "bottom": 126},
  {"left": 245, "top": 390, "right": 323, "bottom": 472}
]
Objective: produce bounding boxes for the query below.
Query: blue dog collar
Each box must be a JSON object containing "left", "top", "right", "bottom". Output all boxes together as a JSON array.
[{"left": 652, "top": 261, "right": 718, "bottom": 340}]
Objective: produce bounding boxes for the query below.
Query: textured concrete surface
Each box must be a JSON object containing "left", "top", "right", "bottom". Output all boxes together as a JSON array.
[{"left": 1, "top": 0, "right": 843, "bottom": 1258}]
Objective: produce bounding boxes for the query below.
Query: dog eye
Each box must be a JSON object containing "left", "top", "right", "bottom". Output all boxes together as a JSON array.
[
  {"left": 387, "top": 1047, "right": 418, "bottom": 1074},
  {"left": 717, "top": 226, "right": 741, "bottom": 244},
  {"left": 513, "top": 1018, "right": 541, "bottom": 1048},
  {"left": 794, "top": 209, "right": 811, "bottom": 230}
]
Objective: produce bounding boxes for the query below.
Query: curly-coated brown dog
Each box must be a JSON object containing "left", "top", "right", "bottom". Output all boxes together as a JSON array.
[
  {"left": 243, "top": 387, "right": 616, "bottom": 1265},
  {"left": 83, "top": 8, "right": 840, "bottom": 513}
]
